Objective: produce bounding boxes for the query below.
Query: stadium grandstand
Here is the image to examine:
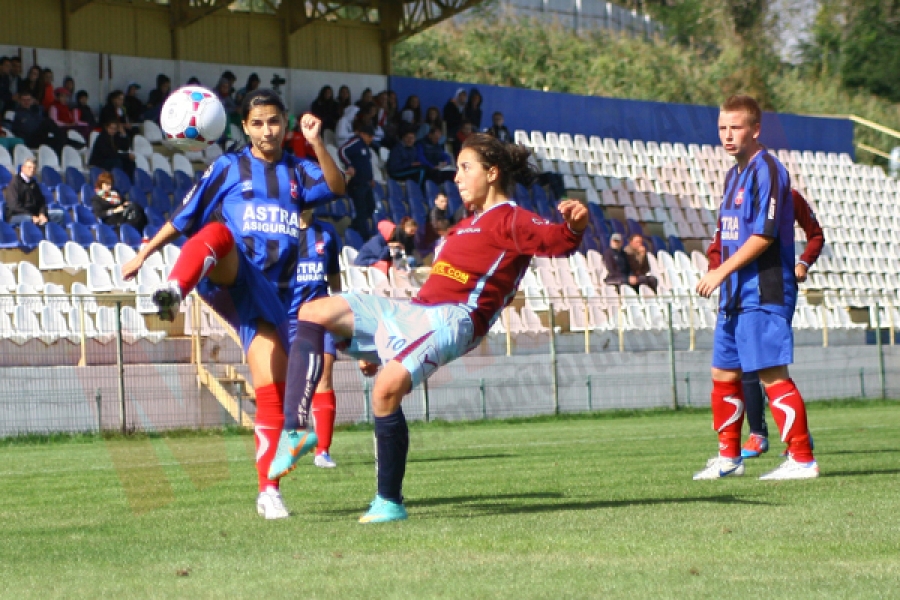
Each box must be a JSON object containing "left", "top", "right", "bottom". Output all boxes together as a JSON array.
[{"left": 0, "top": 0, "right": 898, "bottom": 438}]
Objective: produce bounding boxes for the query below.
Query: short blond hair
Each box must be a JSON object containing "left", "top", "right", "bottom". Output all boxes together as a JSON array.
[{"left": 721, "top": 95, "right": 761, "bottom": 126}]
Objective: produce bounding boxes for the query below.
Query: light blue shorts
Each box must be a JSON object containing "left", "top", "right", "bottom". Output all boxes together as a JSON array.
[
  {"left": 712, "top": 309, "right": 793, "bottom": 373},
  {"left": 339, "top": 293, "right": 477, "bottom": 389}
]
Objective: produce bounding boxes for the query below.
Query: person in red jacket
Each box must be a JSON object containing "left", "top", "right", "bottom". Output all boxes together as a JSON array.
[
  {"left": 272, "top": 133, "right": 588, "bottom": 523},
  {"left": 707, "top": 187, "right": 824, "bottom": 458}
]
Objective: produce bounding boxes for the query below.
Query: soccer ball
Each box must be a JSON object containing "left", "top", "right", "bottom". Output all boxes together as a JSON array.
[{"left": 160, "top": 86, "right": 227, "bottom": 151}]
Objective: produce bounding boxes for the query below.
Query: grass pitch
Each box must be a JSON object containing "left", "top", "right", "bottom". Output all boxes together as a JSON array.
[{"left": 1, "top": 401, "right": 899, "bottom": 599}]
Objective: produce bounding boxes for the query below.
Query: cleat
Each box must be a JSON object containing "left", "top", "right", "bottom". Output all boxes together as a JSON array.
[
  {"left": 268, "top": 429, "right": 318, "bottom": 480},
  {"left": 759, "top": 457, "right": 819, "bottom": 480},
  {"left": 151, "top": 282, "right": 183, "bottom": 322},
  {"left": 692, "top": 455, "right": 745, "bottom": 480},
  {"left": 314, "top": 452, "right": 337, "bottom": 469},
  {"left": 256, "top": 487, "right": 290, "bottom": 519},
  {"left": 359, "top": 495, "right": 408, "bottom": 524},
  {"left": 741, "top": 433, "right": 769, "bottom": 458}
]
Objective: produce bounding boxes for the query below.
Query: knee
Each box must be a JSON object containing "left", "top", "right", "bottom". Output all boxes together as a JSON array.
[{"left": 297, "top": 296, "right": 336, "bottom": 324}]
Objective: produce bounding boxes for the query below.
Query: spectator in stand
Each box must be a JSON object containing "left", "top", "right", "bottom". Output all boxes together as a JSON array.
[
  {"left": 419, "top": 106, "right": 444, "bottom": 143},
  {"left": 310, "top": 85, "right": 340, "bottom": 132},
  {"left": 220, "top": 70, "right": 236, "bottom": 96},
  {"left": 452, "top": 120, "right": 474, "bottom": 158},
  {"left": 234, "top": 73, "right": 260, "bottom": 107},
  {"left": 4, "top": 158, "right": 63, "bottom": 225},
  {"left": 354, "top": 219, "right": 403, "bottom": 275},
  {"left": 215, "top": 77, "right": 238, "bottom": 120},
  {"left": 387, "top": 128, "right": 428, "bottom": 188},
  {"left": 416, "top": 126, "right": 456, "bottom": 184},
  {"left": 39, "top": 68, "right": 55, "bottom": 110},
  {"left": 421, "top": 192, "right": 453, "bottom": 256},
  {"left": 336, "top": 85, "right": 352, "bottom": 117},
  {"left": 20, "top": 66, "right": 43, "bottom": 105},
  {"left": 335, "top": 104, "right": 360, "bottom": 147},
  {"left": 8, "top": 57, "right": 24, "bottom": 100},
  {"left": 429, "top": 192, "right": 454, "bottom": 228},
  {"left": 443, "top": 88, "right": 466, "bottom": 141},
  {"left": 91, "top": 170, "right": 147, "bottom": 231},
  {"left": 624, "top": 233, "right": 658, "bottom": 292},
  {"left": 73, "top": 90, "right": 97, "bottom": 131},
  {"left": 62, "top": 76, "right": 76, "bottom": 103},
  {"left": 392, "top": 216, "right": 420, "bottom": 268},
  {"left": 381, "top": 90, "right": 401, "bottom": 149},
  {"left": 100, "top": 90, "right": 137, "bottom": 140},
  {"left": 354, "top": 101, "right": 382, "bottom": 150},
  {"left": 339, "top": 121, "right": 377, "bottom": 239},
  {"left": 464, "top": 88, "right": 483, "bottom": 131},
  {"left": 400, "top": 95, "right": 422, "bottom": 129},
  {"left": 9, "top": 91, "right": 70, "bottom": 155},
  {"left": 49, "top": 87, "right": 90, "bottom": 140},
  {"left": 0, "top": 57, "right": 13, "bottom": 111},
  {"left": 356, "top": 88, "right": 373, "bottom": 108},
  {"left": 486, "top": 111, "right": 512, "bottom": 143},
  {"left": 89, "top": 119, "right": 136, "bottom": 180},
  {"left": 603, "top": 232, "right": 632, "bottom": 288},
  {"left": 123, "top": 82, "right": 145, "bottom": 124},
  {"left": 144, "top": 74, "right": 171, "bottom": 124}
]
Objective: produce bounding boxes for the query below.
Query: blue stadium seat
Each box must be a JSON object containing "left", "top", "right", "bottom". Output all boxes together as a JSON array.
[
  {"left": 44, "top": 221, "right": 68, "bottom": 248},
  {"left": 154, "top": 169, "right": 174, "bottom": 195},
  {"left": 173, "top": 170, "right": 193, "bottom": 191},
  {"left": 343, "top": 228, "right": 364, "bottom": 250},
  {"left": 64, "top": 166, "right": 85, "bottom": 190},
  {"left": 0, "top": 221, "right": 18, "bottom": 248},
  {"left": 74, "top": 204, "right": 98, "bottom": 228},
  {"left": 119, "top": 223, "right": 143, "bottom": 249},
  {"left": 650, "top": 235, "right": 667, "bottom": 253},
  {"left": 626, "top": 219, "right": 644, "bottom": 238},
  {"left": 151, "top": 188, "right": 172, "bottom": 216},
  {"left": 0, "top": 198, "right": 5, "bottom": 221},
  {"left": 514, "top": 183, "right": 533, "bottom": 211},
  {"left": 67, "top": 222, "right": 94, "bottom": 247},
  {"left": 19, "top": 221, "right": 43, "bottom": 252},
  {"left": 174, "top": 185, "right": 192, "bottom": 204},
  {"left": 144, "top": 206, "right": 166, "bottom": 229},
  {"left": 96, "top": 222, "right": 119, "bottom": 249},
  {"left": 424, "top": 180, "right": 441, "bottom": 205},
  {"left": 0, "top": 165, "right": 12, "bottom": 189},
  {"left": 389, "top": 197, "right": 409, "bottom": 223},
  {"left": 372, "top": 181, "right": 385, "bottom": 203},
  {"left": 39, "top": 183, "right": 55, "bottom": 203},
  {"left": 41, "top": 166, "right": 62, "bottom": 188},
  {"left": 111, "top": 168, "right": 132, "bottom": 196},
  {"left": 80, "top": 183, "right": 95, "bottom": 206},
  {"left": 143, "top": 224, "right": 160, "bottom": 241},
  {"left": 129, "top": 187, "right": 148, "bottom": 209},
  {"left": 387, "top": 179, "right": 405, "bottom": 202},
  {"left": 406, "top": 180, "right": 425, "bottom": 205},
  {"left": 443, "top": 181, "right": 463, "bottom": 216},
  {"left": 57, "top": 183, "right": 79, "bottom": 209},
  {"left": 330, "top": 197, "right": 351, "bottom": 220},
  {"left": 667, "top": 236, "right": 685, "bottom": 254},
  {"left": 313, "top": 203, "right": 331, "bottom": 220},
  {"left": 607, "top": 219, "right": 626, "bottom": 236},
  {"left": 133, "top": 168, "right": 154, "bottom": 194},
  {"left": 47, "top": 202, "right": 72, "bottom": 226},
  {"left": 89, "top": 166, "right": 104, "bottom": 187}
]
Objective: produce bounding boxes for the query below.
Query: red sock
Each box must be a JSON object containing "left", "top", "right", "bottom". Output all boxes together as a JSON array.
[
  {"left": 711, "top": 380, "right": 744, "bottom": 459},
  {"left": 254, "top": 382, "right": 285, "bottom": 491},
  {"left": 765, "top": 379, "right": 814, "bottom": 462},
  {"left": 167, "top": 222, "right": 235, "bottom": 296},
  {"left": 312, "top": 390, "right": 336, "bottom": 454}
]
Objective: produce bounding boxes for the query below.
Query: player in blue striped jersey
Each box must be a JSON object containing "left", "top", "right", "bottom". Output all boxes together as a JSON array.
[
  {"left": 122, "top": 89, "right": 346, "bottom": 518},
  {"left": 292, "top": 207, "right": 343, "bottom": 468}
]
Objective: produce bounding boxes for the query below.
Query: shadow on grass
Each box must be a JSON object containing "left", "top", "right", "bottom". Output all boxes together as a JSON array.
[
  {"left": 316, "top": 493, "right": 770, "bottom": 517},
  {"left": 820, "top": 448, "right": 900, "bottom": 456},
  {"left": 408, "top": 453, "right": 515, "bottom": 464},
  {"left": 821, "top": 468, "right": 900, "bottom": 478}
]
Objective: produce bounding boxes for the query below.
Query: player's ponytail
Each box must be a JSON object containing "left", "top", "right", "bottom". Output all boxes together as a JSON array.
[{"left": 462, "top": 133, "right": 535, "bottom": 196}]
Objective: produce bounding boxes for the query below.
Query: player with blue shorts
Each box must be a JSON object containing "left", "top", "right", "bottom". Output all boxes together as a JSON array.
[
  {"left": 269, "top": 133, "right": 589, "bottom": 523},
  {"left": 292, "top": 208, "right": 343, "bottom": 469},
  {"left": 122, "top": 89, "right": 346, "bottom": 519},
  {"left": 694, "top": 94, "right": 818, "bottom": 481}
]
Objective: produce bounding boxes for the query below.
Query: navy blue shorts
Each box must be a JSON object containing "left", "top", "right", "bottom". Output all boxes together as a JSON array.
[{"left": 712, "top": 309, "right": 793, "bottom": 373}]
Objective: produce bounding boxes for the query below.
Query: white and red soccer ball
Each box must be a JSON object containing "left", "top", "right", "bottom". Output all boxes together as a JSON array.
[{"left": 160, "top": 86, "right": 227, "bottom": 151}]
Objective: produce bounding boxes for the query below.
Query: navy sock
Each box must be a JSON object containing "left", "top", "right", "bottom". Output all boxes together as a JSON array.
[
  {"left": 742, "top": 372, "right": 768, "bottom": 437},
  {"left": 283, "top": 320, "right": 326, "bottom": 430},
  {"left": 373, "top": 408, "right": 408, "bottom": 504}
]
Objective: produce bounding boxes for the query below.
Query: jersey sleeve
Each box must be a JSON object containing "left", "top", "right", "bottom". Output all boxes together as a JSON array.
[
  {"left": 295, "top": 158, "right": 336, "bottom": 209},
  {"left": 500, "top": 206, "right": 582, "bottom": 257},
  {"left": 750, "top": 158, "right": 784, "bottom": 238},
  {"left": 169, "top": 156, "right": 233, "bottom": 237},
  {"left": 793, "top": 190, "right": 824, "bottom": 267}
]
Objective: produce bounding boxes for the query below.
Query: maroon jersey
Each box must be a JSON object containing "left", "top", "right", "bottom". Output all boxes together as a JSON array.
[
  {"left": 413, "top": 201, "right": 582, "bottom": 337},
  {"left": 707, "top": 188, "right": 824, "bottom": 270}
]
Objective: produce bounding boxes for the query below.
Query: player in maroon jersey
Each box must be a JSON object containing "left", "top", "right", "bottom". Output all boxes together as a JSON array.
[
  {"left": 706, "top": 187, "right": 824, "bottom": 458},
  {"left": 270, "top": 133, "right": 588, "bottom": 522}
]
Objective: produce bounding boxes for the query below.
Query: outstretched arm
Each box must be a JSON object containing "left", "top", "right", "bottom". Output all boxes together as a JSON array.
[{"left": 302, "top": 113, "right": 346, "bottom": 196}]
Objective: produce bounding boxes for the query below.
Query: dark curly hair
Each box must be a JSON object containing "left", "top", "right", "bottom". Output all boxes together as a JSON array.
[{"left": 461, "top": 133, "right": 535, "bottom": 195}]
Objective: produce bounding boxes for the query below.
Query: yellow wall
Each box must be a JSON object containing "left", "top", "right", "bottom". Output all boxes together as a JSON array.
[{"left": 0, "top": 0, "right": 385, "bottom": 73}]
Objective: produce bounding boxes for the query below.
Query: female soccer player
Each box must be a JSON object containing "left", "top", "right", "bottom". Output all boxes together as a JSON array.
[
  {"left": 270, "top": 133, "right": 589, "bottom": 523},
  {"left": 121, "top": 89, "right": 346, "bottom": 519}
]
